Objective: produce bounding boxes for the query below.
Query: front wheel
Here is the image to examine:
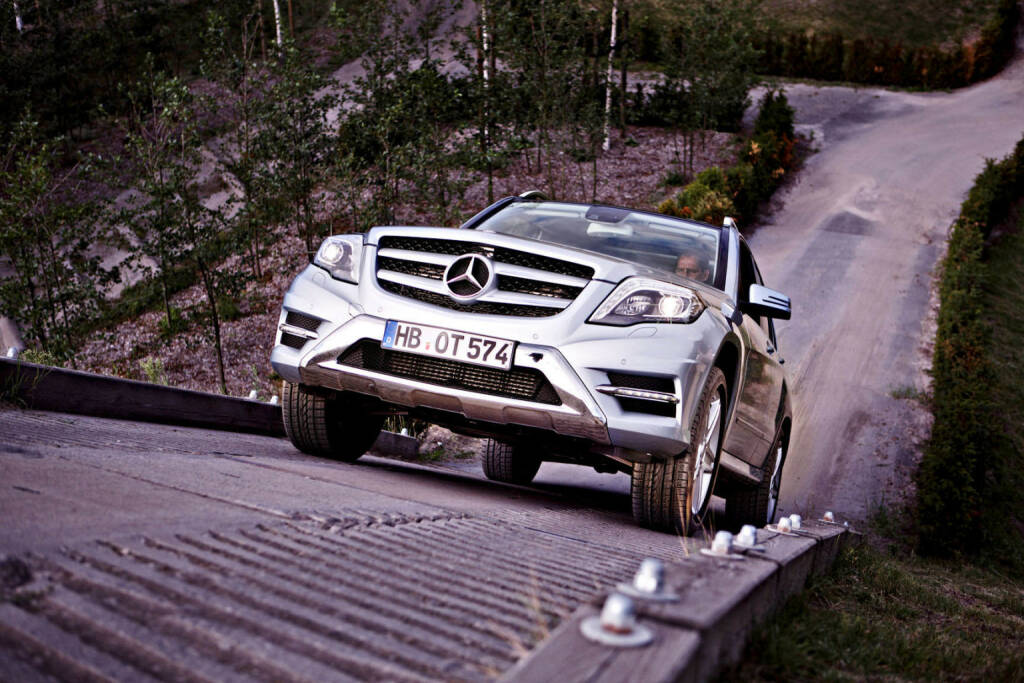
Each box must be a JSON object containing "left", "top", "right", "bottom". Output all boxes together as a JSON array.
[
  {"left": 282, "top": 382, "right": 384, "bottom": 462},
  {"left": 631, "top": 367, "right": 726, "bottom": 534}
]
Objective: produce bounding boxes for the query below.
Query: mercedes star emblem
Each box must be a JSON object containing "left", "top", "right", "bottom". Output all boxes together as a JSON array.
[{"left": 444, "top": 254, "right": 493, "bottom": 299}]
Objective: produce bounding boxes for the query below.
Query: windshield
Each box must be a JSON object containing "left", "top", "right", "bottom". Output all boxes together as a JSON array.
[{"left": 474, "top": 202, "right": 721, "bottom": 286}]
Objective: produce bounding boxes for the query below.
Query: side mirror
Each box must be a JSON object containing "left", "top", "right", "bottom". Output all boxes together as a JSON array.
[{"left": 742, "top": 284, "right": 791, "bottom": 320}]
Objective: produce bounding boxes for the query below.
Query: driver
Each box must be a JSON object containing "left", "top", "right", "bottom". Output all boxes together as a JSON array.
[{"left": 675, "top": 251, "right": 711, "bottom": 283}]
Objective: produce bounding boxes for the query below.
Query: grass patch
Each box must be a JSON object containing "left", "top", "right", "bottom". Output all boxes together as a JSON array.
[
  {"left": 761, "top": 0, "right": 1000, "bottom": 47},
  {"left": 721, "top": 544, "right": 1024, "bottom": 681}
]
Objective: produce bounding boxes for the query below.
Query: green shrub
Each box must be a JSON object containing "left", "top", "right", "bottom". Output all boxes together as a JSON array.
[
  {"left": 139, "top": 356, "right": 169, "bottom": 385},
  {"left": 19, "top": 348, "right": 62, "bottom": 367},
  {"left": 658, "top": 89, "right": 796, "bottom": 227},
  {"left": 916, "top": 135, "right": 1024, "bottom": 559},
  {"left": 158, "top": 307, "right": 187, "bottom": 338}
]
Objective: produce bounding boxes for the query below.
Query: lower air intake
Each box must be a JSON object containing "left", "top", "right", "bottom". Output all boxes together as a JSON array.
[{"left": 339, "top": 340, "right": 562, "bottom": 405}]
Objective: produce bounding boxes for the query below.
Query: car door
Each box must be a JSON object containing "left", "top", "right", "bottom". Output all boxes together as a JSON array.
[{"left": 725, "top": 239, "right": 786, "bottom": 468}]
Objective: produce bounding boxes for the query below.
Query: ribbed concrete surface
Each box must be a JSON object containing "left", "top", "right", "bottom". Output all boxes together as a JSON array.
[{"left": 0, "top": 510, "right": 665, "bottom": 681}]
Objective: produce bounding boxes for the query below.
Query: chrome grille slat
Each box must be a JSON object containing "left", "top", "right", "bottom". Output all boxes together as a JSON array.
[
  {"left": 376, "top": 270, "right": 451, "bottom": 295},
  {"left": 377, "top": 248, "right": 457, "bottom": 268}
]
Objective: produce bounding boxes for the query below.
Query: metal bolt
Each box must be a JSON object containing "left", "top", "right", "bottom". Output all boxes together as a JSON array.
[
  {"left": 6, "top": 347, "right": 18, "bottom": 359},
  {"left": 600, "top": 593, "right": 637, "bottom": 634},
  {"left": 268, "top": 395, "right": 279, "bottom": 405},
  {"left": 580, "top": 593, "right": 654, "bottom": 647},
  {"left": 735, "top": 525, "right": 758, "bottom": 548},
  {"left": 777, "top": 516, "right": 793, "bottom": 533},
  {"left": 711, "top": 530, "right": 733, "bottom": 554},
  {"left": 617, "top": 557, "right": 678, "bottom": 601},
  {"left": 822, "top": 510, "right": 835, "bottom": 523},
  {"left": 248, "top": 390, "right": 259, "bottom": 400},
  {"left": 789, "top": 514, "right": 802, "bottom": 530}
]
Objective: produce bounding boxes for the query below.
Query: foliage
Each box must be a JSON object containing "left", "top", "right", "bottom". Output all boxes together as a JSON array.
[
  {"left": 0, "top": 112, "right": 113, "bottom": 362},
  {"left": 120, "top": 57, "right": 248, "bottom": 394},
  {"left": 256, "top": 41, "right": 337, "bottom": 256},
  {"left": 138, "top": 356, "right": 168, "bottom": 385},
  {"left": 916, "top": 135, "right": 1024, "bottom": 561},
  {"left": 659, "top": 89, "right": 795, "bottom": 227},
  {"left": 755, "top": 0, "right": 1019, "bottom": 88},
  {"left": 18, "top": 348, "right": 62, "bottom": 367}
]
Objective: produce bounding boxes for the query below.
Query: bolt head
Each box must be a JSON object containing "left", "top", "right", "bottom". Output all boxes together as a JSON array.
[
  {"left": 777, "top": 516, "right": 793, "bottom": 533},
  {"left": 736, "top": 525, "right": 758, "bottom": 547},
  {"left": 823, "top": 510, "right": 835, "bottom": 523},
  {"left": 711, "top": 530, "right": 733, "bottom": 554},
  {"left": 789, "top": 514, "right": 802, "bottom": 530},
  {"left": 599, "top": 593, "right": 638, "bottom": 634},
  {"left": 632, "top": 558, "right": 665, "bottom": 595}
]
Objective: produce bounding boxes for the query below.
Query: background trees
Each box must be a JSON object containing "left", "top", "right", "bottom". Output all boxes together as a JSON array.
[{"left": 1, "top": 0, "right": 772, "bottom": 387}]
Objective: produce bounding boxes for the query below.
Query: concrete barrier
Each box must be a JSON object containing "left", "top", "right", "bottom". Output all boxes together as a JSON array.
[
  {"left": 0, "top": 356, "right": 421, "bottom": 456},
  {"left": 0, "top": 357, "right": 286, "bottom": 436},
  {"left": 503, "top": 521, "right": 854, "bottom": 683}
]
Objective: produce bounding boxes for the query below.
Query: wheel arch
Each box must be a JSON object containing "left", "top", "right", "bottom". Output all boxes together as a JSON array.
[{"left": 712, "top": 336, "right": 742, "bottom": 427}]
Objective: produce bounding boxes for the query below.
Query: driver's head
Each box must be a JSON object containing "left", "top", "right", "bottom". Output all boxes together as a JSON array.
[{"left": 675, "top": 253, "right": 710, "bottom": 283}]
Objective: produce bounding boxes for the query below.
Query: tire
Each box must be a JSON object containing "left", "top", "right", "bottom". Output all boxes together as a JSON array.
[
  {"left": 482, "top": 439, "right": 542, "bottom": 485},
  {"left": 631, "top": 367, "right": 726, "bottom": 535},
  {"left": 282, "top": 382, "right": 383, "bottom": 462},
  {"left": 726, "top": 428, "right": 786, "bottom": 528}
]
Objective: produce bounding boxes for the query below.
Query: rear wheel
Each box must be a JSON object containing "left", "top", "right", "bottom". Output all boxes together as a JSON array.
[
  {"left": 631, "top": 367, "right": 726, "bottom": 534},
  {"left": 726, "top": 428, "right": 787, "bottom": 527},
  {"left": 282, "top": 382, "right": 383, "bottom": 462},
  {"left": 482, "top": 439, "right": 542, "bottom": 485}
]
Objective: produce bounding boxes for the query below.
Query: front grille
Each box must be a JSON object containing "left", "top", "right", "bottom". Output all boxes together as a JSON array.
[
  {"left": 497, "top": 275, "right": 584, "bottom": 300},
  {"left": 378, "top": 236, "right": 594, "bottom": 279},
  {"left": 285, "top": 311, "right": 322, "bottom": 332},
  {"left": 379, "top": 281, "right": 562, "bottom": 317},
  {"left": 377, "top": 256, "right": 446, "bottom": 280},
  {"left": 339, "top": 340, "right": 562, "bottom": 405},
  {"left": 375, "top": 235, "right": 594, "bottom": 317},
  {"left": 606, "top": 372, "right": 675, "bottom": 393},
  {"left": 280, "top": 332, "right": 308, "bottom": 350}
]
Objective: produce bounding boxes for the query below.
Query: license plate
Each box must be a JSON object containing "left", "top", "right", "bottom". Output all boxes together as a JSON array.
[{"left": 382, "top": 321, "right": 516, "bottom": 370}]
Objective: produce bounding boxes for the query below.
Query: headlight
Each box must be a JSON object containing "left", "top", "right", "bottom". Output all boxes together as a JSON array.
[
  {"left": 589, "top": 278, "right": 705, "bottom": 325},
  {"left": 314, "top": 234, "right": 363, "bottom": 283}
]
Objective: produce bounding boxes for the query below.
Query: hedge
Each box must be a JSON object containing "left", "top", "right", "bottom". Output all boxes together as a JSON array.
[
  {"left": 656, "top": 89, "right": 795, "bottom": 227},
  {"left": 916, "top": 135, "right": 1024, "bottom": 556},
  {"left": 757, "top": 0, "right": 1019, "bottom": 89}
]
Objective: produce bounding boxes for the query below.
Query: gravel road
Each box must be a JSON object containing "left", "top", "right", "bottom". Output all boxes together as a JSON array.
[{"left": 752, "top": 36, "right": 1024, "bottom": 522}]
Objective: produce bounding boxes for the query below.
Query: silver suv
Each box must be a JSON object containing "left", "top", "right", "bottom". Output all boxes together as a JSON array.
[{"left": 271, "top": 194, "right": 793, "bottom": 534}]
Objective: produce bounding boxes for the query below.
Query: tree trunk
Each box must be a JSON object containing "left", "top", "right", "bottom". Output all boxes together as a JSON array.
[
  {"left": 602, "top": 0, "right": 618, "bottom": 151},
  {"left": 12, "top": 0, "right": 24, "bottom": 32},
  {"left": 271, "top": 0, "right": 283, "bottom": 47},
  {"left": 199, "top": 262, "right": 228, "bottom": 395},
  {"left": 619, "top": 9, "right": 629, "bottom": 133}
]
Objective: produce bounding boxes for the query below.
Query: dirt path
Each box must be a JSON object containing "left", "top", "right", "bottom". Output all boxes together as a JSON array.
[{"left": 751, "top": 32, "right": 1024, "bottom": 524}]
